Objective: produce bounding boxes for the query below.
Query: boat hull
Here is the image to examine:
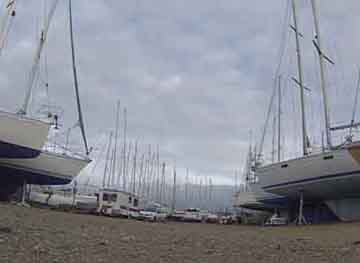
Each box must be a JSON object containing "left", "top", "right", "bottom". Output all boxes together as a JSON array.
[
  {"left": 234, "top": 183, "right": 289, "bottom": 210},
  {"left": 257, "top": 143, "right": 360, "bottom": 200},
  {"left": 0, "top": 110, "right": 50, "bottom": 158},
  {"left": 0, "top": 151, "right": 91, "bottom": 185}
]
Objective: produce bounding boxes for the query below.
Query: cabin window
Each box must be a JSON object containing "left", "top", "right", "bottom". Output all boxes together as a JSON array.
[
  {"left": 134, "top": 198, "right": 138, "bottom": 207},
  {"left": 111, "top": 194, "right": 117, "bottom": 202},
  {"left": 323, "top": 155, "right": 334, "bottom": 160},
  {"left": 128, "top": 196, "right": 132, "bottom": 203},
  {"left": 281, "top": 164, "right": 288, "bottom": 168},
  {"left": 103, "top": 193, "right": 109, "bottom": 201}
]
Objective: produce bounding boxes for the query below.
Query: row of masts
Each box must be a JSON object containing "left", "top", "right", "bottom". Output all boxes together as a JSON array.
[{"left": 99, "top": 101, "right": 215, "bottom": 206}]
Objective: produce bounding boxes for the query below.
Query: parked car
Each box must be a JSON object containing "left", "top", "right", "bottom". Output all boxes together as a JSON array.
[
  {"left": 183, "top": 208, "right": 202, "bottom": 222},
  {"left": 140, "top": 207, "right": 168, "bottom": 222},
  {"left": 206, "top": 213, "right": 219, "bottom": 223},
  {"left": 264, "top": 214, "right": 288, "bottom": 226}
]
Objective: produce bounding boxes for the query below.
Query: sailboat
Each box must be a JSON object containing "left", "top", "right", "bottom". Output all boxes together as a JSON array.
[
  {"left": 0, "top": 0, "right": 91, "bottom": 193},
  {"left": 0, "top": 0, "right": 51, "bottom": 158},
  {"left": 255, "top": 0, "right": 360, "bottom": 221},
  {"left": 234, "top": 145, "right": 288, "bottom": 210}
]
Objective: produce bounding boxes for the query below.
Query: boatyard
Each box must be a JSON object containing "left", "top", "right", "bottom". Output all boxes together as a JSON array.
[
  {"left": 1, "top": 203, "right": 360, "bottom": 263},
  {"left": 2, "top": 0, "right": 360, "bottom": 262}
]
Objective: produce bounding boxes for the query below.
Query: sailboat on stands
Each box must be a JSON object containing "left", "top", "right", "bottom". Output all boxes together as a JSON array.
[
  {"left": 0, "top": 0, "right": 51, "bottom": 159},
  {"left": 0, "top": 0, "right": 91, "bottom": 198},
  {"left": 255, "top": 0, "right": 360, "bottom": 222}
]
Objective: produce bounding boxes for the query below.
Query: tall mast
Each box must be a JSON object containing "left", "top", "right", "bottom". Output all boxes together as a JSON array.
[
  {"left": 310, "top": 0, "right": 332, "bottom": 149},
  {"left": 185, "top": 168, "right": 189, "bottom": 201},
  {"left": 131, "top": 141, "right": 138, "bottom": 193},
  {"left": 271, "top": 115, "right": 276, "bottom": 163},
  {"left": 171, "top": 165, "right": 177, "bottom": 213},
  {"left": 0, "top": 0, "right": 16, "bottom": 56},
  {"left": 69, "top": 0, "right": 89, "bottom": 155},
  {"left": 112, "top": 101, "right": 120, "bottom": 186},
  {"left": 277, "top": 75, "right": 281, "bottom": 162},
  {"left": 107, "top": 148, "right": 115, "bottom": 187},
  {"left": 122, "top": 107, "right": 127, "bottom": 190},
  {"left": 160, "top": 162, "right": 166, "bottom": 203},
  {"left": 19, "top": 0, "right": 59, "bottom": 115},
  {"left": 349, "top": 70, "right": 360, "bottom": 138},
  {"left": 102, "top": 132, "right": 113, "bottom": 188},
  {"left": 155, "top": 144, "right": 160, "bottom": 202},
  {"left": 291, "top": 0, "right": 308, "bottom": 156}
]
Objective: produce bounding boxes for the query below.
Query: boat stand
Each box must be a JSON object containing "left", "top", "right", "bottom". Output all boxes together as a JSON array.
[
  {"left": 294, "top": 190, "right": 307, "bottom": 225},
  {"left": 18, "top": 179, "right": 30, "bottom": 208}
]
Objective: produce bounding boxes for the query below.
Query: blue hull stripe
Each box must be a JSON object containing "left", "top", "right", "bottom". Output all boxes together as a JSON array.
[
  {"left": 0, "top": 140, "right": 41, "bottom": 158},
  {"left": 0, "top": 165, "right": 71, "bottom": 185},
  {"left": 263, "top": 169, "right": 360, "bottom": 190}
]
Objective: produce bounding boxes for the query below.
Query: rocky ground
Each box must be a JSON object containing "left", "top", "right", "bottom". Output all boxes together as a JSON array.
[{"left": 0, "top": 203, "right": 360, "bottom": 262}]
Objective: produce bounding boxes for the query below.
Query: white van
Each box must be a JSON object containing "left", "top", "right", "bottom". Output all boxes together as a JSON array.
[{"left": 97, "top": 188, "right": 139, "bottom": 217}]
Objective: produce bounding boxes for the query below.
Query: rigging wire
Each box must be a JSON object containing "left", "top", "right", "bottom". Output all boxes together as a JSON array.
[{"left": 257, "top": 0, "right": 291, "bottom": 162}]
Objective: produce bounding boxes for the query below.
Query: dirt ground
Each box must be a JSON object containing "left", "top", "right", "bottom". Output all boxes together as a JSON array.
[{"left": 0, "top": 203, "right": 360, "bottom": 263}]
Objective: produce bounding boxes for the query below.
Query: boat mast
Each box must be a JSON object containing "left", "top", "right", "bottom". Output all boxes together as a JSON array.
[
  {"left": 349, "top": 69, "right": 360, "bottom": 138},
  {"left": 19, "top": 0, "right": 59, "bottom": 115},
  {"left": 112, "top": 101, "right": 120, "bottom": 186},
  {"left": 102, "top": 132, "right": 113, "bottom": 188},
  {"left": 171, "top": 165, "right": 177, "bottom": 213},
  {"left": 310, "top": 0, "right": 332, "bottom": 149},
  {"left": 291, "top": 0, "right": 308, "bottom": 156},
  {"left": 131, "top": 140, "right": 138, "bottom": 194},
  {"left": 156, "top": 145, "right": 160, "bottom": 202},
  {"left": 69, "top": 0, "right": 90, "bottom": 155},
  {"left": 122, "top": 107, "right": 127, "bottom": 190},
  {"left": 0, "top": 0, "right": 16, "bottom": 56},
  {"left": 277, "top": 75, "right": 281, "bottom": 162}
]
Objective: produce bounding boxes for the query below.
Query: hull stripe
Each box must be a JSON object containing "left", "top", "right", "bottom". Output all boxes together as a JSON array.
[{"left": 263, "top": 169, "right": 360, "bottom": 190}]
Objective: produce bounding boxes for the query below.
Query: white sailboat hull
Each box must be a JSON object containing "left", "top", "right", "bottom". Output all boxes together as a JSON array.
[
  {"left": 234, "top": 183, "right": 288, "bottom": 210},
  {"left": 257, "top": 143, "right": 360, "bottom": 200},
  {"left": 0, "top": 151, "right": 90, "bottom": 185},
  {"left": 0, "top": 110, "right": 50, "bottom": 158}
]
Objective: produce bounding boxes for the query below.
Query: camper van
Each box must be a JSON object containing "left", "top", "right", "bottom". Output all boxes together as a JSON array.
[{"left": 97, "top": 189, "right": 139, "bottom": 217}]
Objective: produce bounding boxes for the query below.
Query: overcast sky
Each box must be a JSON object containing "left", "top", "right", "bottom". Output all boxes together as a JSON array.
[{"left": 1, "top": 1, "right": 360, "bottom": 185}]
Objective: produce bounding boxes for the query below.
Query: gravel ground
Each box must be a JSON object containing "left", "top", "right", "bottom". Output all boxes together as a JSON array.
[{"left": 1, "top": 203, "right": 360, "bottom": 263}]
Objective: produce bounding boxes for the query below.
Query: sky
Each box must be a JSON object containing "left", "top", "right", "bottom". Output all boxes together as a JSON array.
[{"left": 1, "top": 0, "right": 360, "bottom": 186}]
